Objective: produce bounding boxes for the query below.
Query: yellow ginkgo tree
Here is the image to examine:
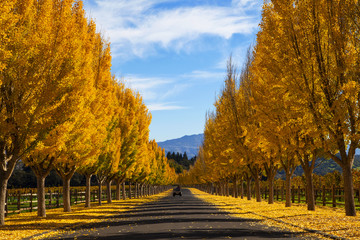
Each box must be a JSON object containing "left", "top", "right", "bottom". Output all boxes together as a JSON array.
[
  {"left": 257, "top": 0, "right": 360, "bottom": 216},
  {"left": 0, "top": 0, "right": 97, "bottom": 223}
]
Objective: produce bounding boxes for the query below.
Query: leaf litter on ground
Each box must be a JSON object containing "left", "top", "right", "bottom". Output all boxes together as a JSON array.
[{"left": 190, "top": 188, "right": 360, "bottom": 240}]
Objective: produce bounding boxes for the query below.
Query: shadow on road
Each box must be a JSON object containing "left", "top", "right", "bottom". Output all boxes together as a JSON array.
[{"left": 46, "top": 188, "right": 308, "bottom": 240}]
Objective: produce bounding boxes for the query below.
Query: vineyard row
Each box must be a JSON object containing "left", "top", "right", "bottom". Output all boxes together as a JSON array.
[
  {"left": 198, "top": 184, "right": 360, "bottom": 209},
  {"left": 5, "top": 184, "right": 170, "bottom": 216}
]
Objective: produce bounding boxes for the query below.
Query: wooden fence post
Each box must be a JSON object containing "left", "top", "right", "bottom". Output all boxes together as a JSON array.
[
  {"left": 5, "top": 190, "right": 8, "bottom": 217},
  {"left": 17, "top": 191, "right": 21, "bottom": 214},
  {"left": 56, "top": 190, "right": 60, "bottom": 208},
  {"left": 264, "top": 187, "right": 267, "bottom": 200},
  {"left": 49, "top": 190, "right": 52, "bottom": 208},
  {"left": 74, "top": 189, "right": 78, "bottom": 204},
  {"left": 332, "top": 185, "right": 336, "bottom": 207},
  {"left": 30, "top": 190, "right": 33, "bottom": 212}
]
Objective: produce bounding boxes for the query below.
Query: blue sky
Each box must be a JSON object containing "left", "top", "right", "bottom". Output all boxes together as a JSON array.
[{"left": 83, "top": 0, "right": 263, "bottom": 142}]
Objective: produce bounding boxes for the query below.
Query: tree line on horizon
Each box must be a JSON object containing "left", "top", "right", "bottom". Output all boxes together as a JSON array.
[
  {"left": 0, "top": 0, "right": 176, "bottom": 226},
  {"left": 166, "top": 152, "right": 196, "bottom": 174},
  {"left": 180, "top": 0, "right": 360, "bottom": 217}
]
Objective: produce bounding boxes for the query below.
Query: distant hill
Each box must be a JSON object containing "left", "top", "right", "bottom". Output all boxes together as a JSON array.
[
  {"left": 158, "top": 134, "right": 204, "bottom": 158},
  {"left": 277, "top": 155, "right": 360, "bottom": 179}
]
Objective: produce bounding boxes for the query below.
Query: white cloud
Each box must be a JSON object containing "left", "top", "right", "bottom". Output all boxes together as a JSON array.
[
  {"left": 147, "top": 103, "right": 187, "bottom": 111},
  {"left": 85, "top": 0, "right": 261, "bottom": 59},
  {"left": 125, "top": 75, "right": 171, "bottom": 91},
  {"left": 122, "top": 69, "right": 225, "bottom": 111},
  {"left": 231, "top": 0, "right": 262, "bottom": 10},
  {"left": 160, "top": 83, "right": 189, "bottom": 100},
  {"left": 182, "top": 70, "right": 224, "bottom": 81},
  {"left": 124, "top": 75, "right": 173, "bottom": 101}
]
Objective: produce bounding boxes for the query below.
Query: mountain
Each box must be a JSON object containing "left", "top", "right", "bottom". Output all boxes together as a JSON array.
[{"left": 158, "top": 134, "right": 204, "bottom": 158}]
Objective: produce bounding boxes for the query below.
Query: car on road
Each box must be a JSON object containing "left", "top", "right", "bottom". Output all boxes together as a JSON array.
[{"left": 173, "top": 185, "right": 182, "bottom": 197}]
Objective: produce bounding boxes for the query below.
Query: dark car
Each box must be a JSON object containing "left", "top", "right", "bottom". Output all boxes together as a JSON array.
[{"left": 173, "top": 185, "right": 182, "bottom": 197}]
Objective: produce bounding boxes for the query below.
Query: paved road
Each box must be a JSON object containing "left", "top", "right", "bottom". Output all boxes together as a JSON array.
[{"left": 47, "top": 189, "right": 308, "bottom": 240}]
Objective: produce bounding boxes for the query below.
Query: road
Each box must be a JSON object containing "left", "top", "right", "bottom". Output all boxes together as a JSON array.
[{"left": 46, "top": 188, "right": 309, "bottom": 240}]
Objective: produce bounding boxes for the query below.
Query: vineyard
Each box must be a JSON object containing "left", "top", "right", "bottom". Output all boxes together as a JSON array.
[
  {"left": 5, "top": 184, "right": 166, "bottom": 216},
  {"left": 198, "top": 183, "right": 360, "bottom": 209}
]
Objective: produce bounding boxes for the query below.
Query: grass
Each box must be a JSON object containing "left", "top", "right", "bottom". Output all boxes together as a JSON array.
[
  {"left": 0, "top": 191, "right": 170, "bottom": 240},
  {"left": 190, "top": 188, "right": 360, "bottom": 239}
]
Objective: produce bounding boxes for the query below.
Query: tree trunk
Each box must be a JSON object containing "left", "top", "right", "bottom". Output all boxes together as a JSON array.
[
  {"left": 280, "top": 158, "right": 295, "bottom": 208},
  {"left": 297, "top": 152, "right": 316, "bottom": 211},
  {"left": 122, "top": 182, "right": 126, "bottom": 200},
  {"left": 226, "top": 180, "right": 229, "bottom": 197},
  {"left": 115, "top": 179, "right": 121, "bottom": 200},
  {"left": 304, "top": 168, "right": 315, "bottom": 211},
  {"left": 222, "top": 181, "right": 226, "bottom": 196},
  {"left": 30, "top": 159, "right": 54, "bottom": 217},
  {"left": 55, "top": 164, "right": 76, "bottom": 212},
  {"left": 248, "top": 165, "right": 261, "bottom": 202},
  {"left": 343, "top": 164, "right": 356, "bottom": 216},
  {"left": 264, "top": 163, "right": 277, "bottom": 204},
  {"left": 98, "top": 181, "right": 103, "bottom": 205},
  {"left": 0, "top": 147, "right": 19, "bottom": 225},
  {"left": 246, "top": 177, "right": 251, "bottom": 200},
  {"left": 129, "top": 182, "right": 132, "bottom": 199},
  {"left": 240, "top": 179, "right": 244, "bottom": 199},
  {"left": 0, "top": 178, "right": 8, "bottom": 225},
  {"left": 138, "top": 184, "right": 141, "bottom": 197},
  {"left": 85, "top": 174, "right": 92, "bottom": 208},
  {"left": 268, "top": 172, "right": 275, "bottom": 204},
  {"left": 233, "top": 176, "right": 238, "bottom": 198},
  {"left": 285, "top": 171, "right": 292, "bottom": 207},
  {"left": 106, "top": 179, "right": 112, "bottom": 203},
  {"left": 254, "top": 175, "right": 261, "bottom": 202},
  {"left": 62, "top": 176, "right": 72, "bottom": 212},
  {"left": 140, "top": 184, "right": 144, "bottom": 197},
  {"left": 36, "top": 174, "right": 47, "bottom": 217}
]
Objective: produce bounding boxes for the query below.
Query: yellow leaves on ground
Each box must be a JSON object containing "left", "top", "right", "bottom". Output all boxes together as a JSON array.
[
  {"left": 0, "top": 191, "right": 170, "bottom": 240},
  {"left": 191, "top": 188, "right": 360, "bottom": 239}
]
